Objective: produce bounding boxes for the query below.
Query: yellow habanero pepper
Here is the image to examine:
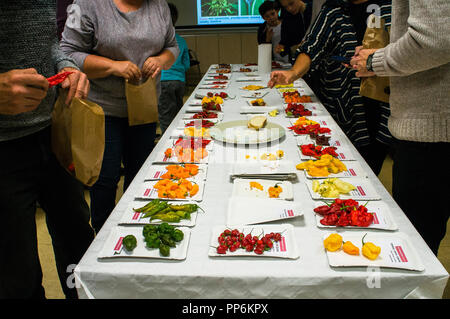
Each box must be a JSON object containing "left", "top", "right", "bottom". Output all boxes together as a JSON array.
[
  {"left": 361, "top": 234, "right": 381, "bottom": 260},
  {"left": 342, "top": 241, "right": 360, "bottom": 255},
  {"left": 323, "top": 233, "right": 343, "bottom": 252}
]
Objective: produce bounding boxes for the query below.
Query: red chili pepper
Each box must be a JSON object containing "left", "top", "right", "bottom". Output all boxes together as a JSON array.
[{"left": 47, "top": 71, "right": 74, "bottom": 88}]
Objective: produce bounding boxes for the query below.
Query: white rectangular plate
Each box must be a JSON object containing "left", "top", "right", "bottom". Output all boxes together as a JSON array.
[
  {"left": 305, "top": 178, "right": 381, "bottom": 200},
  {"left": 232, "top": 178, "right": 294, "bottom": 200},
  {"left": 135, "top": 179, "right": 205, "bottom": 202},
  {"left": 119, "top": 200, "right": 200, "bottom": 227},
  {"left": 284, "top": 103, "right": 328, "bottom": 117},
  {"left": 231, "top": 160, "right": 297, "bottom": 175},
  {"left": 208, "top": 224, "right": 299, "bottom": 259},
  {"left": 152, "top": 141, "right": 213, "bottom": 164},
  {"left": 303, "top": 161, "right": 368, "bottom": 179},
  {"left": 236, "top": 76, "right": 262, "bottom": 82},
  {"left": 143, "top": 163, "right": 208, "bottom": 181},
  {"left": 296, "top": 135, "right": 346, "bottom": 148},
  {"left": 182, "top": 112, "right": 224, "bottom": 121},
  {"left": 226, "top": 198, "right": 303, "bottom": 226},
  {"left": 98, "top": 226, "right": 191, "bottom": 260},
  {"left": 240, "top": 91, "right": 268, "bottom": 98},
  {"left": 297, "top": 144, "right": 356, "bottom": 161},
  {"left": 314, "top": 201, "right": 398, "bottom": 231},
  {"left": 323, "top": 232, "right": 424, "bottom": 271}
]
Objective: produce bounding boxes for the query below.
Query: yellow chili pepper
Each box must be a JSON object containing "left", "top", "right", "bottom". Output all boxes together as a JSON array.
[
  {"left": 361, "top": 233, "right": 381, "bottom": 260},
  {"left": 323, "top": 233, "right": 343, "bottom": 252},
  {"left": 342, "top": 241, "right": 360, "bottom": 255}
]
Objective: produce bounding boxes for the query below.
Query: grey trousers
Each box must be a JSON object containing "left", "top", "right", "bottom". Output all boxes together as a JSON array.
[{"left": 158, "top": 80, "right": 185, "bottom": 135}]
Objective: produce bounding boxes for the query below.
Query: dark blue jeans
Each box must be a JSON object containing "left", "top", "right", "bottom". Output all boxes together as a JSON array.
[
  {"left": 0, "top": 127, "right": 94, "bottom": 299},
  {"left": 89, "top": 116, "right": 156, "bottom": 233}
]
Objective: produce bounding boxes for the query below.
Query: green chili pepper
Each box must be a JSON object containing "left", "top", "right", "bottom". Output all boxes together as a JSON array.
[
  {"left": 159, "top": 222, "right": 175, "bottom": 234},
  {"left": 161, "top": 234, "right": 176, "bottom": 248},
  {"left": 143, "top": 224, "right": 159, "bottom": 238},
  {"left": 122, "top": 235, "right": 137, "bottom": 252},
  {"left": 172, "top": 229, "right": 184, "bottom": 242},
  {"left": 159, "top": 243, "right": 170, "bottom": 257},
  {"left": 142, "top": 201, "right": 169, "bottom": 218},
  {"left": 134, "top": 199, "right": 160, "bottom": 213},
  {"left": 151, "top": 213, "right": 181, "bottom": 223}
]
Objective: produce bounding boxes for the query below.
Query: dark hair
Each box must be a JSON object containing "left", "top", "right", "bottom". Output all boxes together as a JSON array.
[
  {"left": 259, "top": 1, "right": 277, "bottom": 17},
  {"left": 167, "top": 2, "right": 178, "bottom": 26}
]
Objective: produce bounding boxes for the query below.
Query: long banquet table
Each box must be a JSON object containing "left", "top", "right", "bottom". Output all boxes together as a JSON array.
[{"left": 74, "top": 64, "right": 449, "bottom": 299}]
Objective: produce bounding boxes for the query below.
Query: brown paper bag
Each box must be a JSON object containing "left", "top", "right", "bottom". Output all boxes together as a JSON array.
[
  {"left": 51, "top": 92, "right": 105, "bottom": 186},
  {"left": 125, "top": 77, "right": 159, "bottom": 126},
  {"left": 360, "top": 14, "right": 390, "bottom": 103}
]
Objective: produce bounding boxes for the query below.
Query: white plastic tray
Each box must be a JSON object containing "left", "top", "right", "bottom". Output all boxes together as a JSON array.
[
  {"left": 305, "top": 178, "right": 381, "bottom": 200},
  {"left": 119, "top": 200, "right": 200, "bottom": 227},
  {"left": 226, "top": 198, "right": 303, "bottom": 226},
  {"left": 143, "top": 163, "right": 208, "bottom": 181},
  {"left": 98, "top": 226, "right": 191, "bottom": 260},
  {"left": 314, "top": 201, "right": 398, "bottom": 231},
  {"left": 323, "top": 232, "right": 424, "bottom": 271},
  {"left": 135, "top": 179, "right": 205, "bottom": 202},
  {"left": 232, "top": 178, "right": 294, "bottom": 200},
  {"left": 208, "top": 224, "right": 299, "bottom": 259}
]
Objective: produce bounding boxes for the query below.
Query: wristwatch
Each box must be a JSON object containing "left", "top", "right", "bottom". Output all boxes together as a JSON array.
[{"left": 366, "top": 53, "right": 375, "bottom": 72}]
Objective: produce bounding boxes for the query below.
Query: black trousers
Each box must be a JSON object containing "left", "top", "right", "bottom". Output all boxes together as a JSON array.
[
  {"left": 158, "top": 80, "right": 185, "bottom": 135},
  {"left": 392, "top": 138, "right": 450, "bottom": 255},
  {"left": 0, "top": 127, "right": 95, "bottom": 299}
]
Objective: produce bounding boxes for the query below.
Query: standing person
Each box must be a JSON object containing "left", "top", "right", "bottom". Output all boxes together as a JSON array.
[
  {"left": 0, "top": 2, "right": 94, "bottom": 299},
  {"left": 257, "top": 1, "right": 289, "bottom": 63},
  {"left": 268, "top": 0, "right": 393, "bottom": 175},
  {"left": 158, "top": 2, "right": 190, "bottom": 136},
  {"left": 60, "top": 0, "right": 179, "bottom": 234},
  {"left": 274, "top": 0, "right": 312, "bottom": 61},
  {"left": 350, "top": 0, "right": 450, "bottom": 255}
]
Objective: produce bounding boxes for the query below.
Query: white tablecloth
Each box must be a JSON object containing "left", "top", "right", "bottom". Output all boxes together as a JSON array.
[{"left": 74, "top": 65, "right": 449, "bottom": 299}]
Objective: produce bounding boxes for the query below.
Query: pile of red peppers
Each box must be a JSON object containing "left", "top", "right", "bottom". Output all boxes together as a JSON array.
[
  {"left": 300, "top": 144, "right": 338, "bottom": 158},
  {"left": 185, "top": 120, "right": 215, "bottom": 128},
  {"left": 285, "top": 103, "right": 312, "bottom": 117},
  {"left": 288, "top": 124, "right": 331, "bottom": 135},
  {"left": 314, "top": 199, "right": 374, "bottom": 227}
]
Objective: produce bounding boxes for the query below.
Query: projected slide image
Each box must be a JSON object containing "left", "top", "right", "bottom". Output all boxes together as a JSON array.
[
  {"left": 198, "top": 0, "right": 264, "bottom": 25},
  {"left": 240, "top": 0, "right": 265, "bottom": 16},
  {"left": 201, "top": 0, "right": 239, "bottom": 17}
]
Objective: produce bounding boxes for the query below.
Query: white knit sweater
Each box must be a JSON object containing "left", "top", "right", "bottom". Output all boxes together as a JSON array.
[{"left": 372, "top": 0, "right": 450, "bottom": 143}]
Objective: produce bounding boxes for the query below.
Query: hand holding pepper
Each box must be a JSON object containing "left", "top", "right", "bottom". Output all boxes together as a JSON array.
[
  {"left": 59, "top": 67, "right": 90, "bottom": 105},
  {"left": 0, "top": 68, "right": 49, "bottom": 115}
]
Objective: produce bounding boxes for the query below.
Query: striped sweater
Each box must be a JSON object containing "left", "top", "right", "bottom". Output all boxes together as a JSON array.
[
  {"left": 0, "top": 1, "right": 78, "bottom": 142},
  {"left": 297, "top": 0, "right": 392, "bottom": 148}
]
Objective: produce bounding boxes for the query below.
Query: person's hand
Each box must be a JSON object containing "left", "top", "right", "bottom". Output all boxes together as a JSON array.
[
  {"left": 142, "top": 56, "right": 164, "bottom": 79},
  {"left": 0, "top": 68, "right": 49, "bottom": 115},
  {"left": 59, "top": 68, "right": 90, "bottom": 105},
  {"left": 299, "top": 1, "right": 307, "bottom": 13},
  {"left": 268, "top": 70, "right": 297, "bottom": 88},
  {"left": 350, "top": 48, "right": 378, "bottom": 77},
  {"left": 111, "top": 60, "right": 142, "bottom": 82},
  {"left": 274, "top": 44, "right": 285, "bottom": 54}
]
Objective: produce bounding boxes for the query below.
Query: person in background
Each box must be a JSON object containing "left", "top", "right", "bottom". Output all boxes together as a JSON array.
[
  {"left": 268, "top": 0, "right": 392, "bottom": 176},
  {"left": 350, "top": 0, "right": 450, "bottom": 255},
  {"left": 158, "top": 2, "right": 190, "bottom": 135},
  {"left": 60, "top": 0, "right": 179, "bottom": 234},
  {"left": 257, "top": 1, "right": 289, "bottom": 63},
  {"left": 274, "top": 0, "right": 312, "bottom": 61},
  {"left": 0, "top": 2, "right": 94, "bottom": 299}
]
